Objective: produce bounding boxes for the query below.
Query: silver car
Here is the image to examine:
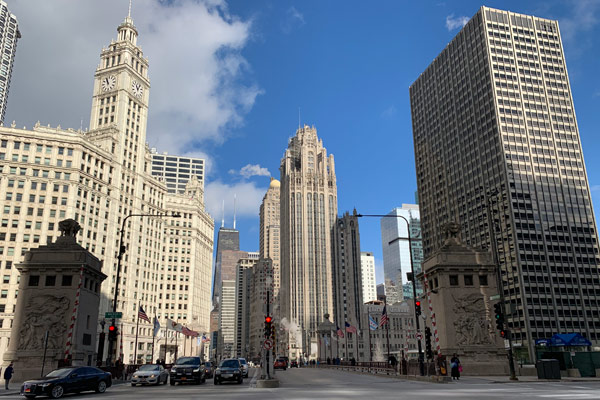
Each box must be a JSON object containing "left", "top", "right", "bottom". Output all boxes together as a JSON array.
[
  {"left": 131, "top": 364, "right": 169, "bottom": 386},
  {"left": 238, "top": 358, "right": 249, "bottom": 378}
]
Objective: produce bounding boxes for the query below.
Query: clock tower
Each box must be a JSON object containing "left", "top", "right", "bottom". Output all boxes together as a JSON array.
[{"left": 88, "top": 10, "right": 149, "bottom": 169}]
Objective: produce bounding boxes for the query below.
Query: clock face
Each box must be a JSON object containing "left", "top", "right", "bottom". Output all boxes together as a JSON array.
[
  {"left": 101, "top": 75, "right": 116, "bottom": 92},
  {"left": 131, "top": 80, "right": 143, "bottom": 98}
]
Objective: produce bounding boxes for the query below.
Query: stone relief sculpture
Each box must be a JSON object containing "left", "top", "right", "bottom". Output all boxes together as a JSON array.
[
  {"left": 18, "top": 296, "right": 71, "bottom": 350},
  {"left": 452, "top": 293, "right": 493, "bottom": 346},
  {"left": 58, "top": 219, "right": 81, "bottom": 237}
]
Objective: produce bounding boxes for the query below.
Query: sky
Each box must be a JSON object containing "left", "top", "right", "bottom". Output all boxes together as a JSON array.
[{"left": 5, "top": 0, "right": 600, "bottom": 285}]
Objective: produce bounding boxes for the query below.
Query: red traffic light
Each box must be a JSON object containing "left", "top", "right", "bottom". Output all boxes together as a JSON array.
[
  {"left": 109, "top": 325, "right": 116, "bottom": 332},
  {"left": 415, "top": 301, "right": 421, "bottom": 307},
  {"left": 265, "top": 316, "right": 272, "bottom": 323}
]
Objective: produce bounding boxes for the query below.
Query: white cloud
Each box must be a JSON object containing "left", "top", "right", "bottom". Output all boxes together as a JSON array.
[
  {"left": 445, "top": 14, "right": 469, "bottom": 31},
  {"left": 381, "top": 105, "right": 397, "bottom": 118},
  {"left": 558, "top": 0, "right": 600, "bottom": 42},
  {"left": 5, "top": 0, "right": 261, "bottom": 156},
  {"left": 281, "top": 6, "right": 305, "bottom": 34},
  {"left": 229, "top": 163, "right": 271, "bottom": 178},
  {"left": 591, "top": 185, "right": 600, "bottom": 192},
  {"left": 204, "top": 180, "right": 266, "bottom": 220}
]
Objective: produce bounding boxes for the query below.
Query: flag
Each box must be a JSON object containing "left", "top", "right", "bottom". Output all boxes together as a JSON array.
[
  {"left": 336, "top": 326, "right": 345, "bottom": 338},
  {"left": 201, "top": 335, "right": 208, "bottom": 343},
  {"left": 369, "top": 316, "right": 378, "bottom": 331},
  {"left": 324, "top": 335, "right": 330, "bottom": 346},
  {"left": 182, "top": 326, "right": 199, "bottom": 337},
  {"left": 379, "top": 305, "right": 389, "bottom": 327},
  {"left": 153, "top": 317, "right": 161, "bottom": 337},
  {"left": 166, "top": 318, "right": 183, "bottom": 332},
  {"left": 330, "top": 330, "right": 338, "bottom": 341},
  {"left": 138, "top": 306, "right": 151, "bottom": 323},
  {"left": 345, "top": 322, "right": 357, "bottom": 333}
]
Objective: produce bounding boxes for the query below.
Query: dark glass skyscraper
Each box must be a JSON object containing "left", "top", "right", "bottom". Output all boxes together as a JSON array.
[{"left": 410, "top": 6, "right": 600, "bottom": 360}]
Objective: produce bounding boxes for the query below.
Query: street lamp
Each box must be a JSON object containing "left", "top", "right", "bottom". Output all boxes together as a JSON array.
[
  {"left": 357, "top": 213, "right": 425, "bottom": 376},
  {"left": 105, "top": 211, "right": 181, "bottom": 366}
]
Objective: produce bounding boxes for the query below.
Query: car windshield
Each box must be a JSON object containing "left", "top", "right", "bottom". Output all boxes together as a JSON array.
[
  {"left": 204, "top": 362, "right": 212, "bottom": 367},
  {"left": 138, "top": 365, "right": 159, "bottom": 371},
  {"left": 276, "top": 359, "right": 285, "bottom": 362},
  {"left": 176, "top": 357, "right": 200, "bottom": 365},
  {"left": 219, "top": 360, "right": 239, "bottom": 368},
  {"left": 239, "top": 359, "right": 247, "bottom": 365},
  {"left": 45, "top": 368, "right": 75, "bottom": 378}
]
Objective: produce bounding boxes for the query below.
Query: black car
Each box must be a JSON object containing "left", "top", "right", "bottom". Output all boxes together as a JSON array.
[
  {"left": 202, "top": 361, "right": 215, "bottom": 378},
  {"left": 20, "top": 366, "right": 112, "bottom": 399},
  {"left": 214, "top": 358, "right": 243, "bottom": 385},
  {"left": 169, "top": 356, "right": 206, "bottom": 385}
]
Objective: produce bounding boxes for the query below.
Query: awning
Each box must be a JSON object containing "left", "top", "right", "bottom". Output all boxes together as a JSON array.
[{"left": 549, "top": 333, "right": 592, "bottom": 347}]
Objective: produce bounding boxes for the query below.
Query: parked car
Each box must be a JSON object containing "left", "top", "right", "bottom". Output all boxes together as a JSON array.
[
  {"left": 238, "top": 358, "right": 249, "bottom": 378},
  {"left": 169, "top": 356, "right": 206, "bottom": 385},
  {"left": 202, "top": 361, "right": 215, "bottom": 378},
  {"left": 214, "top": 358, "right": 243, "bottom": 385},
  {"left": 274, "top": 357, "right": 287, "bottom": 370},
  {"left": 20, "top": 366, "right": 112, "bottom": 399},
  {"left": 131, "top": 364, "right": 169, "bottom": 386},
  {"left": 290, "top": 360, "right": 298, "bottom": 368}
]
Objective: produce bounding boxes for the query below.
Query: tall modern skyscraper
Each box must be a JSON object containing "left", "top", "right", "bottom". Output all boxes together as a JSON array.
[
  {"left": 410, "top": 6, "right": 600, "bottom": 360},
  {"left": 149, "top": 150, "right": 205, "bottom": 194},
  {"left": 380, "top": 205, "right": 422, "bottom": 304},
  {"left": 280, "top": 124, "right": 338, "bottom": 359},
  {"left": 212, "top": 227, "right": 240, "bottom": 307},
  {"left": 0, "top": 1, "right": 20, "bottom": 124},
  {"left": 360, "top": 252, "right": 377, "bottom": 303}
]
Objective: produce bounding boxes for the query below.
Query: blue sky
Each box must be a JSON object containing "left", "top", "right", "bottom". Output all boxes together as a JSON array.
[{"left": 6, "top": 0, "right": 600, "bottom": 284}]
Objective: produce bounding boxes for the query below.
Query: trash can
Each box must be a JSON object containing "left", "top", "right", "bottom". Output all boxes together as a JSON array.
[{"left": 536, "top": 359, "right": 561, "bottom": 380}]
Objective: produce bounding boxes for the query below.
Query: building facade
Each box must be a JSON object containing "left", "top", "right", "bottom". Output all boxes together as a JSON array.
[
  {"left": 149, "top": 150, "right": 205, "bottom": 194},
  {"left": 360, "top": 252, "right": 377, "bottom": 303},
  {"left": 0, "top": 11, "right": 214, "bottom": 364},
  {"left": 0, "top": 1, "right": 19, "bottom": 124},
  {"left": 280, "top": 124, "right": 338, "bottom": 359},
  {"left": 410, "top": 6, "right": 600, "bottom": 360},
  {"left": 259, "top": 178, "right": 281, "bottom": 297},
  {"left": 233, "top": 254, "right": 258, "bottom": 359},
  {"left": 380, "top": 205, "right": 423, "bottom": 304}
]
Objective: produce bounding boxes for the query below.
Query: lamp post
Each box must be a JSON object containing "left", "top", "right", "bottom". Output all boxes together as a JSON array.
[
  {"left": 357, "top": 213, "right": 425, "bottom": 376},
  {"left": 105, "top": 211, "right": 181, "bottom": 366}
]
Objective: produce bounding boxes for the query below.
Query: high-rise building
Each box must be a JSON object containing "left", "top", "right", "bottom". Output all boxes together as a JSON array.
[
  {"left": 149, "top": 150, "right": 205, "bottom": 194},
  {"left": 248, "top": 258, "right": 274, "bottom": 362},
  {"left": 234, "top": 254, "right": 258, "bottom": 358},
  {"left": 360, "top": 252, "right": 377, "bottom": 303},
  {"left": 380, "top": 205, "right": 422, "bottom": 304},
  {"left": 410, "top": 6, "right": 600, "bottom": 359},
  {"left": 0, "top": 1, "right": 20, "bottom": 124},
  {"left": 259, "top": 177, "right": 281, "bottom": 296},
  {"left": 212, "top": 227, "right": 240, "bottom": 307},
  {"left": 332, "top": 211, "right": 363, "bottom": 334},
  {"left": 0, "top": 9, "right": 214, "bottom": 364},
  {"left": 376, "top": 283, "right": 386, "bottom": 302},
  {"left": 280, "top": 124, "right": 338, "bottom": 359}
]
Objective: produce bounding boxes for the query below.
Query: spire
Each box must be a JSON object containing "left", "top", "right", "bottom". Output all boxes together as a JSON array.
[
  {"left": 221, "top": 200, "right": 225, "bottom": 228},
  {"left": 233, "top": 194, "right": 237, "bottom": 230},
  {"left": 118, "top": 0, "right": 138, "bottom": 45},
  {"left": 128, "top": 0, "right": 132, "bottom": 18}
]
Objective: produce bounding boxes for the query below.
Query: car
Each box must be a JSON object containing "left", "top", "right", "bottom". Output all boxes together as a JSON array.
[
  {"left": 290, "top": 360, "right": 298, "bottom": 368},
  {"left": 131, "top": 364, "right": 169, "bottom": 386},
  {"left": 20, "top": 366, "right": 112, "bottom": 399},
  {"left": 274, "top": 358, "right": 287, "bottom": 370},
  {"left": 169, "top": 356, "right": 206, "bottom": 385},
  {"left": 214, "top": 358, "right": 243, "bottom": 385},
  {"left": 202, "top": 361, "right": 215, "bottom": 378},
  {"left": 238, "top": 358, "right": 249, "bottom": 378}
]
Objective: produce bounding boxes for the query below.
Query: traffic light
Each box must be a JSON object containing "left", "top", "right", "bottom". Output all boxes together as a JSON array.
[
  {"left": 108, "top": 324, "right": 118, "bottom": 341},
  {"left": 500, "top": 330, "right": 507, "bottom": 338},
  {"left": 271, "top": 324, "right": 276, "bottom": 340},
  {"left": 494, "top": 302, "right": 504, "bottom": 332},
  {"left": 264, "top": 316, "right": 272, "bottom": 338},
  {"left": 415, "top": 300, "right": 422, "bottom": 317},
  {"left": 425, "top": 327, "right": 433, "bottom": 360}
]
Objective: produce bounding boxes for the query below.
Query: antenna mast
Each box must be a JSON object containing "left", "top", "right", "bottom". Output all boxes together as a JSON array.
[
  {"left": 128, "top": 0, "right": 132, "bottom": 17},
  {"left": 233, "top": 194, "right": 237, "bottom": 230},
  {"left": 221, "top": 200, "right": 225, "bottom": 228}
]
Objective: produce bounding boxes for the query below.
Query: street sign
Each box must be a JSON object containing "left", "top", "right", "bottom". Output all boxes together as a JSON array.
[
  {"left": 105, "top": 312, "right": 122, "bottom": 319},
  {"left": 416, "top": 332, "right": 423, "bottom": 340},
  {"left": 490, "top": 294, "right": 500, "bottom": 301},
  {"left": 263, "top": 339, "right": 273, "bottom": 350}
]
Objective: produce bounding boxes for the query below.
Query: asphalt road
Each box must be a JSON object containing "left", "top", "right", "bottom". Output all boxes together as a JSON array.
[{"left": 4, "top": 367, "right": 600, "bottom": 399}]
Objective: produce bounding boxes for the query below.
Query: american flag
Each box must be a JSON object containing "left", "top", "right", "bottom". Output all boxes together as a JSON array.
[
  {"left": 336, "top": 326, "right": 345, "bottom": 338},
  {"left": 379, "top": 305, "right": 389, "bottom": 327},
  {"left": 138, "top": 306, "right": 151, "bottom": 323},
  {"left": 345, "top": 322, "right": 357, "bottom": 333}
]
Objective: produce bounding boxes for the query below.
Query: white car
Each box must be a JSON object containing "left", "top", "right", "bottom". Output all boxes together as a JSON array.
[
  {"left": 238, "top": 358, "right": 249, "bottom": 378},
  {"left": 131, "top": 364, "right": 169, "bottom": 386}
]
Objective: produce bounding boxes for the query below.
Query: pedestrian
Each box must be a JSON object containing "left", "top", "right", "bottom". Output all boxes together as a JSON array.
[
  {"left": 4, "top": 363, "right": 14, "bottom": 390},
  {"left": 450, "top": 353, "right": 461, "bottom": 380}
]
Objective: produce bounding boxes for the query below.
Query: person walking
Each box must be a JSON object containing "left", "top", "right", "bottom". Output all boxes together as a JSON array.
[
  {"left": 450, "top": 353, "right": 461, "bottom": 380},
  {"left": 4, "top": 363, "right": 14, "bottom": 390}
]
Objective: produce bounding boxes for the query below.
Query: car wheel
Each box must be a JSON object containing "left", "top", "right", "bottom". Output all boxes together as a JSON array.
[
  {"left": 50, "top": 384, "right": 64, "bottom": 399},
  {"left": 96, "top": 380, "right": 107, "bottom": 393}
]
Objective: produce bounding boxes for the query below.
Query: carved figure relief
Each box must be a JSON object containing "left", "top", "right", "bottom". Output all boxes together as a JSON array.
[
  {"left": 452, "top": 293, "right": 494, "bottom": 346},
  {"left": 18, "top": 295, "right": 71, "bottom": 350},
  {"left": 58, "top": 219, "right": 81, "bottom": 237}
]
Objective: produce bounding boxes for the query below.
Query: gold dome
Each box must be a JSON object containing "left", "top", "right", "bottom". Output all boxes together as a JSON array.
[{"left": 269, "top": 177, "right": 280, "bottom": 189}]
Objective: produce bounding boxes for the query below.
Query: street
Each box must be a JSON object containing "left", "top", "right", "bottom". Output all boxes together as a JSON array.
[{"left": 4, "top": 368, "right": 600, "bottom": 399}]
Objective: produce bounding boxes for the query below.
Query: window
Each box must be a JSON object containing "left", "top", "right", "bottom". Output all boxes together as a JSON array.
[
  {"left": 449, "top": 275, "right": 459, "bottom": 286},
  {"left": 464, "top": 275, "right": 474, "bottom": 286},
  {"left": 479, "top": 275, "right": 488, "bottom": 286},
  {"left": 0, "top": 290, "right": 7, "bottom": 299},
  {"left": 29, "top": 275, "right": 40, "bottom": 287},
  {"left": 45, "top": 276, "right": 56, "bottom": 286},
  {"left": 62, "top": 275, "right": 73, "bottom": 286}
]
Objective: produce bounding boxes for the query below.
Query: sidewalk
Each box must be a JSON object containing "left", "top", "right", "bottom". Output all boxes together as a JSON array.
[
  {"left": 460, "top": 375, "right": 600, "bottom": 384},
  {"left": 0, "top": 379, "right": 130, "bottom": 397}
]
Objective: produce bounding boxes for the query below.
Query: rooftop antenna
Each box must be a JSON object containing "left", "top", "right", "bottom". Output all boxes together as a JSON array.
[
  {"left": 80, "top": 118, "right": 83, "bottom": 132},
  {"left": 298, "top": 107, "right": 301, "bottom": 130},
  {"left": 221, "top": 200, "right": 225, "bottom": 228},
  {"left": 233, "top": 194, "right": 237, "bottom": 230},
  {"left": 128, "top": 0, "right": 132, "bottom": 18}
]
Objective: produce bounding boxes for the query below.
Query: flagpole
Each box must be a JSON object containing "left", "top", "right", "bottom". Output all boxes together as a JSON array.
[
  {"left": 163, "top": 328, "right": 167, "bottom": 363},
  {"left": 151, "top": 324, "right": 155, "bottom": 364},
  {"left": 344, "top": 326, "right": 348, "bottom": 361},
  {"left": 385, "top": 298, "right": 390, "bottom": 363},
  {"left": 134, "top": 307, "right": 140, "bottom": 365},
  {"left": 368, "top": 310, "right": 373, "bottom": 362},
  {"left": 175, "top": 331, "right": 178, "bottom": 361}
]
